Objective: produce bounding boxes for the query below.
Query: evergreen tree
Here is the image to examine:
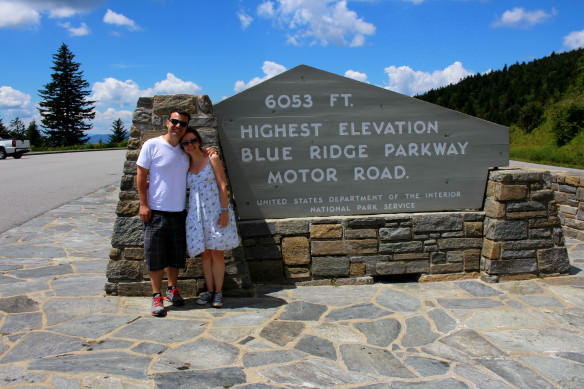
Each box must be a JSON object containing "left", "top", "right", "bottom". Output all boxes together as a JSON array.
[
  {"left": 0, "top": 116, "right": 9, "bottom": 139},
  {"left": 38, "top": 43, "right": 95, "bottom": 146},
  {"left": 9, "top": 117, "right": 26, "bottom": 139},
  {"left": 26, "top": 120, "right": 44, "bottom": 147},
  {"left": 108, "top": 118, "right": 128, "bottom": 144}
]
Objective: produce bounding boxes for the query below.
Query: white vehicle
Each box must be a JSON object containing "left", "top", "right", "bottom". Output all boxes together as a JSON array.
[{"left": 0, "top": 139, "right": 31, "bottom": 159}]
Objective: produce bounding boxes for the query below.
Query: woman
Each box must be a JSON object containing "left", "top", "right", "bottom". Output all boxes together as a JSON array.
[{"left": 181, "top": 128, "right": 239, "bottom": 308}]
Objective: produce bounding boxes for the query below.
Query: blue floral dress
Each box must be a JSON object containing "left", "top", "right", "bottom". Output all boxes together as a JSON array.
[{"left": 186, "top": 158, "right": 239, "bottom": 257}]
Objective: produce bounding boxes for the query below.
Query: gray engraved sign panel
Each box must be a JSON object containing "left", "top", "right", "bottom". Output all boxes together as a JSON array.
[{"left": 215, "top": 65, "right": 508, "bottom": 220}]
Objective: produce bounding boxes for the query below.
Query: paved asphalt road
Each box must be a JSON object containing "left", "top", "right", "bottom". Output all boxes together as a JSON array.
[{"left": 0, "top": 149, "right": 126, "bottom": 234}]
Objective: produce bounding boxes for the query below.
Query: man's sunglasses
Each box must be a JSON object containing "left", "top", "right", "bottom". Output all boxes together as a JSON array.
[
  {"left": 168, "top": 118, "right": 188, "bottom": 127},
  {"left": 180, "top": 138, "right": 198, "bottom": 147}
]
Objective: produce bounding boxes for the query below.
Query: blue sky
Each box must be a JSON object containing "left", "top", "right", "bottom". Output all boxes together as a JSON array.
[{"left": 1, "top": 0, "right": 583, "bottom": 135}]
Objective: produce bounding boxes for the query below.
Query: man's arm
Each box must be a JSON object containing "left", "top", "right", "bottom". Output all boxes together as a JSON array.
[{"left": 136, "top": 166, "right": 151, "bottom": 222}]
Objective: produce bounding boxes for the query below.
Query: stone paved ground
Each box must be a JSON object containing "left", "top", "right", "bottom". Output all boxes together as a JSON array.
[{"left": 1, "top": 184, "right": 584, "bottom": 388}]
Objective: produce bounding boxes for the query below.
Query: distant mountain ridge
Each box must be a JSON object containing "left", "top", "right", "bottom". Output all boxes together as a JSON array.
[
  {"left": 87, "top": 134, "right": 110, "bottom": 144},
  {"left": 415, "top": 48, "right": 584, "bottom": 169}
]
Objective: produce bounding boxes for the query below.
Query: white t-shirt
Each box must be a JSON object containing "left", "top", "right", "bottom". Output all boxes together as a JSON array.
[{"left": 136, "top": 136, "right": 189, "bottom": 212}]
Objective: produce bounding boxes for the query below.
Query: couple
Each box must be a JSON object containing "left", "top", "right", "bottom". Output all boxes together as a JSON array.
[{"left": 136, "top": 109, "right": 239, "bottom": 317}]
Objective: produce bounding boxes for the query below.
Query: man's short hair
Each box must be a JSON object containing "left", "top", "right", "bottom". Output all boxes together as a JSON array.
[{"left": 169, "top": 109, "right": 191, "bottom": 122}]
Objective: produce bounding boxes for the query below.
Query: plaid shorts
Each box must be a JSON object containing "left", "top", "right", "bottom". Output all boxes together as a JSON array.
[{"left": 144, "top": 210, "right": 187, "bottom": 271}]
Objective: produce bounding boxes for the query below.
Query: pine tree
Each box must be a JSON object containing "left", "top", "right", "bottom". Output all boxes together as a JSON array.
[
  {"left": 108, "top": 118, "right": 128, "bottom": 144},
  {"left": 26, "top": 120, "right": 44, "bottom": 147},
  {"left": 38, "top": 43, "right": 95, "bottom": 146},
  {"left": 9, "top": 117, "right": 26, "bottom": 139},
  {"left": 0, "top": 116, "right": 9, "bottom": 139}
]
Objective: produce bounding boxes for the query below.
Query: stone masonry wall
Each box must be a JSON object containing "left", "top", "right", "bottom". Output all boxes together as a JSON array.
[
  {"left": 552, "top": 172, "right": 584, "bottom": 241},
  {"left": 106, "top": 94, "right": 572, "bottom": 296},
  {"left": 480, "top": 169, "right": 570, "bottom": 282}
]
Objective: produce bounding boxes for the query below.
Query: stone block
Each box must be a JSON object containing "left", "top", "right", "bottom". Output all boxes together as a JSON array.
[
  {"left": 345, "top": 229, "right": 377, "bottom": 239},
  {"left": 106, "top": 260, "right": 143, "bottom": 282},
  {"left": 430, "top": 263, "right": 463, "bottom": 274},
  {"left": 350, "top": 263, "right": 366, "bottom": 276},
  {"left": 129, "top": 125, "right": 140, "bottom": 137},
  {"left": 126, "top": 149, "right": 139, "bottom": 161},
  {"left": 182, "top": 258, "right": 204, "bottom": 278},
  {"left": 119, "top": 175, "right": 136, "bottom": 191},
  {"left": 276, "top": 219, "right": 310, "bottom": 235},
  {"left": 311, "top": 239, "right": 377, "bottom": 255},
  {"left": 481, "top": 239, "right": 501, "bottom": 260},
  {"left": 464, "top": 222, "right": 483, "bottom": 237},
  {"left": 393, "top": 252, "right": 430, "bottom": 261},
  {"left": 282, "top": 237, "right": 310, "bottom": 265},
  {"left": 506, "top": 210, "right": 548, "bottom": 219},
  {"left": 507, "top": 201, "right": 546, "bottom": 212},
  {"left": 559, "top": 184, "right": 577, "bottom": 194},
  {"left": 379, "top": 227, "right": 411, "bottom": 241},
  {"left": 247, "top": 260, "right": 283, "bottom": 282},
  {"left": 285, "top": 267, "right": 311, "bottom": 279},
  {"left": 564, "top": 218, "right": 584, "bottom": 230},
  {"left": 484, "top": 199, "right": 506, "bottom": 218},
  {"left": 310, "top": 224, "right": 342, "bottom": 239},
  {"left": 537, "top": 247, "right": 570, "bottom": 274},
  {"left": 447, "top": 252, "right": 464, "bottom": 263},
  {"left": 565, "top": 176, "right": 581, "bottom": 187},
  {"left": 376, "top": 260, "right": 429, "bottom": 275},
  {"left": 379, "top": 241, "right": 423, "bottom": 254},
  {"left": 123, "top": 161, "right": 137, "bottom": 174},
  {"left": 577, "top": 188, "right": 584, "bottom": 202},
  {"left": 485, "top": 258, "right": 538, "bottom": 274},
  {"left": 484, "top": 219, "right": 527, "bottom": 240},
  {"left": 123, "top": 247, "right": 144, "bottom": 260},
  {"left": 238, "top": 221, "right": 277, "bottom": 238},
  {"left": 311, "top": 256, "right": 350, "bottom": 277},
  {"left": 531, "top": 189, "right": 554, "bottom": 202},
  {"left": 431, "top": 252, "right": 447, "bottom": 264},
  {"left": 494, "top": 184, "right": 528, "bottom": 201},
  {"left": 347, "top": 218, "right": 385, "bottom": 228},
  {"left": 437, "top": 238, "right": 482, "bottom": 250},
  {"left": 119, "top": 191, "right": 138, "bottom": 201},
  {"left": 127, "top": 137, "right": 140, "bottom": 150},
  {"left": 578, "top": 203, "right": 584, "bottom": 221},
  {"left": 116, "top": 200, "right": 139, "bottom": 217},
  {"left": 502, "top": 239, "right": 553, "bottom": 250},
  {"left": 501, "top": 249, "right": 536, "bottom": 259},
  {"left": 412, "top": 214, "right": 462, "bottom": 232},
  {"left": 464, "top": 249, "right": 481, "bottom": 272},
  {"left": 111, "top": 216, "right": 144, "bottom": 248},
  {"left": 528, "top": 228, "right": 551, "bottom": 239},
  {"left": 245, "top": 245, "right": 282, "bottom": 260},
  {"left": 109, "top": 247, "right": 121, "bottom": 260}
]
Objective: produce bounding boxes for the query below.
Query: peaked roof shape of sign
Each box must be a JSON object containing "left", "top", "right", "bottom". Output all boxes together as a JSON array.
[{"left": 215, "top": 64, "right": 509, "bottom": 220}]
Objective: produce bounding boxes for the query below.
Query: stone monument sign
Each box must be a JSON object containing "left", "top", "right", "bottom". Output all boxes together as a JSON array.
[{"left": 215, "top": 65, "right": 509, "bottom": 220}]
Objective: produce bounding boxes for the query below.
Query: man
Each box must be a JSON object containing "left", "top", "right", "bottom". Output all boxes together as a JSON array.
[{"left": 137, "top": 109, "right": 190, "bottom": 317}]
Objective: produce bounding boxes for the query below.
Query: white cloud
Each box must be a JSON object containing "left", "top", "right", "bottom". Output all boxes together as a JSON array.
[
  {"left": 91, "top": 73, "right": 202, "bottom": 108},
  {"left": 257, "top": 0, "right": 375, "bottom": 47},
  {"left": 564, "top": 29, "right": 584, "bottom": 50},
  {"left": 345, "top": 70, "right": 368, "bottom": 83},
  {"left": 103, "top": 9, "right": 141, "bottom": 31},
  {"left": 58, "top": 21, "right": 89, "bottom": 36},
  {"left": 91, "top": 107, "right": 133, "bottom": 134},
  {"left": 238, "top": 11, "right": 253, "bottom": 29},
  {"left": 0, "top": 0, "right": 100, "bottom": 28},
  {"left": 384, "top": 61, "right": 473, "bottom": 96},
  {"left": 0, "top": 1, "right": 40, "bottom": 27},
  {"left": 149, "top": 73, "right": 202, "bottom": 95},
  {"left": 91, "top": 78, "right": 143, "bottom": 107},
  {"left": 0, "top": 86, "right": 31, "bottom": 109},
  {"left": 493, "top": 7, "right": 555, "bottom": 28},
  {"left": 234, "top": 61, "right": 286, "bottom": 92}
]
